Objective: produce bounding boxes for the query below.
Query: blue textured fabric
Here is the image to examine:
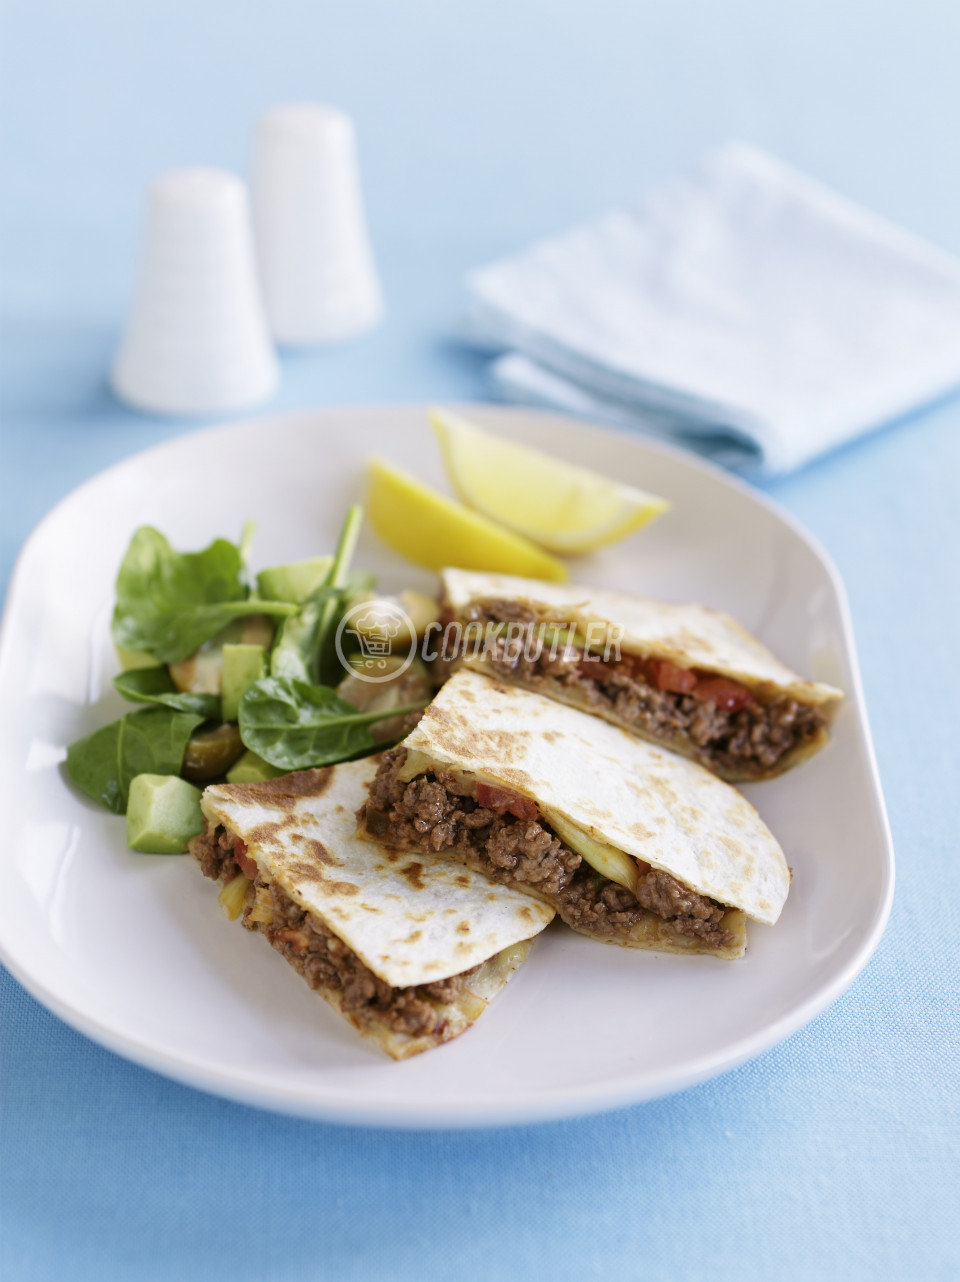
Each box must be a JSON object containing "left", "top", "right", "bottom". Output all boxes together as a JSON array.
[{"left": 1, "top": 2, "right": 958, "bottom": 1278}]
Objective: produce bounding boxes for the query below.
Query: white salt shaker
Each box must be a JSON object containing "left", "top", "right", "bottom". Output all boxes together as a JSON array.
[
  {"left": 111, "top": 168, "right": 278, "bottom": 415},
  {"left": 251, "top": 103, "right": 383, "bottom": 346}
]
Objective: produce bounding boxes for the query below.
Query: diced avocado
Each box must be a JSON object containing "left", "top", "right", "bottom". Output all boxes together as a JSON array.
[
  {"left": 225, "top": 750, "right": 286, "bottom": 783},
  {"left": 126, "top": 774, "right": 203, "bottom": 854},
  {"left": 221, "top": 643, "right": 266, "bottom": 721},
  {"left": 169, "top": 616, "right": 275, "bottom": 695},
  {"left": 257, "top": 556, "right": 333, "bottom": 605},
  {"left": 115, "top": 644, "right": 157, "bottom": 672}
]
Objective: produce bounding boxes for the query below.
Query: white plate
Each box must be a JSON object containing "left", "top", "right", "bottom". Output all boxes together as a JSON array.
[{"left": 0, "top": 405, "right": 893, "bottom": 1128}]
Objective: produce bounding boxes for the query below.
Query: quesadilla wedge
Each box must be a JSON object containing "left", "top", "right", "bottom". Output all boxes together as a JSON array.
[
  {"left": 438, "top": 569, "right": 843, "bottom": 782},
  {"left": 359, "top": 670, "right": 791, "bottom": 959},
  {"left": 190, "top": 757, "right": 554, "bottom": 1059}
]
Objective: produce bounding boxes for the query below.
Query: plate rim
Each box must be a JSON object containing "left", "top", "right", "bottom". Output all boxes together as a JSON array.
[{"left": 0, "top": 403, "right": 895, "bottom": 1129}]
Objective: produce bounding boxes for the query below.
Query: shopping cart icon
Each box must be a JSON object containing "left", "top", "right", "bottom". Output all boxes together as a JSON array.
[
  {"left": 347, "top": 626, "right": 395, "bottom": 672},
  {"left": 339, "top": 603, "right": 413, "bottom": 679}
]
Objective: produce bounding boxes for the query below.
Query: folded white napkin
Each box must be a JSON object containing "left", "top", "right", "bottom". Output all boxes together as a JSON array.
[{"left": 463, "top": 143, "right": 960, "bottom": 474}]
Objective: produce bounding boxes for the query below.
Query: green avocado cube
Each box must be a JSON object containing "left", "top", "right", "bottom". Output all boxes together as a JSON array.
[
  {"left": 256, "top": 556, "right": 332, "bottom": 605},
  {"left": 126, "top": 774, "right": 204, "bottom": 854},
  {"left": 115, "top": 644, "right": 157, "bottom": 671},
  {"left": 225, "top": 750, "right": 286, "bottom": 784},
  {"left": 221, "top": 644, "right": 266, "bottom": 721}
]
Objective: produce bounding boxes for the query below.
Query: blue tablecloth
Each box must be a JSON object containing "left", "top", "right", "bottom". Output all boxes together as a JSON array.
[{"left": 2, "top": 2, "right": 958, "bottom": 1278}]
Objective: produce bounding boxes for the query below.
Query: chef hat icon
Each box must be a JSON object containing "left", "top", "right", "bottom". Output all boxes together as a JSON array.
[{"left": 354, "top": 607, "right": 402, "bottom": 639}]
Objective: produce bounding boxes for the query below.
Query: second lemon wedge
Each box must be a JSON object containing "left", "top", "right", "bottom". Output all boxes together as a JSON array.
[
  {"left": 431, "top": 409, "right": 670, "bottom": 553},
  {"left": 366, "top": 458, "right": 568, "bottom": 581}
]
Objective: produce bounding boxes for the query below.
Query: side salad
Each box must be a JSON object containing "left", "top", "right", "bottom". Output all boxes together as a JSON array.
[
  {"left": 67, "top": 506, "right": 435, "bottom": 853},
  {"left": 66, "top": 410, "right": 671, "bottom": 857}
]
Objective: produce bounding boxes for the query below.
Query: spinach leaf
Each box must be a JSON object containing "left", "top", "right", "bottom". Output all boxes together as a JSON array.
[
  {"left": 268, "top": 506, "right": 367, "bottom": 686},
  {"left": 111, "top": 526, "right": 296, "bottom": 664},
  {"left": 269, "top": 586, "right": 342, "bottom": 683},
  {"left": 238, "top": 677, "right": 426, "bottom": 770},
  {"left": 238, "top": 519, "right": 256, "bottom": 587},
  {"left": 313, "top": 505, "right": 364, "bottom": 685},
  {"left": 66, "top": 721, "right": 125, "bottom": 813},
  {"left": 344, "top": 569, "right": 377, "bottom": 597},
  {"left": 113, "top": 666, "right": 221, "bottom": 719},
  {"left": 66, "top": 706, "right": 205, "bottom": 813},
  {"left": 116, "top": 708, "right": 205, "bottom": 803}
]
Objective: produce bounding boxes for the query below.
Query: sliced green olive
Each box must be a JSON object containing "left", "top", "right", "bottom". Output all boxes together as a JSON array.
[
  {"left": 397, "top": 590, "right": 441, "bottom": 636},
  {"left": 181, "top": 723, "right": 245, "bottom": 782},
  {"left": 346, "top": 591, "right": 440, "bottom": 650}
]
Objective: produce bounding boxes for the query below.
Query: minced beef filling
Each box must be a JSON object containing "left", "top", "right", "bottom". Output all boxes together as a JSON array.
[
  {"left": 362, "top": 749, "right": 733, "bottom": 950},
  {"left": 191, "top": 822, "right": 477, "bottom": 1038},
  {"left": 463, "top": 601, "right": 825, "bottom": 776}
]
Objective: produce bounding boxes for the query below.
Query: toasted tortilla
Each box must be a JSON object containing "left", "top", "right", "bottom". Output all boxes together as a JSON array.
[
  {"left": 194, "top": 757, "right": 554, "bottom": 1059},
  {"left": 441, "top": 569, "right": 843, "bottom": 779},
  {"left": 378, "top": 670, "right": 790, "bottom": 956}
]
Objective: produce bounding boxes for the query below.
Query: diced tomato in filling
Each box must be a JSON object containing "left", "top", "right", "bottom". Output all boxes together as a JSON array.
[
  {"left": 543, "top": 633, "right": 759, "bottom": 715},
  {"left": 690, "top": 675, "right": 754, "bottom": 712},
  {"left": 613, "top": 653, "right": 755, "bottom": 710},
  {"left": 233, "top": 838, "right": 258, "bottom": 881},
  {"left": 645, "top": 658, "right": 699, "bottom": 695},
  {"left": 475, "top": 782, "right": 539, "bottom": 821}
]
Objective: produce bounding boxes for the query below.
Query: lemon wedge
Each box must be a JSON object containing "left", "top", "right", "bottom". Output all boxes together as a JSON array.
[
  {"left": 366, "top": 457, "right": 568, "bottom": 581},
  {"left": 431, "top": 408, "right": 670, "bottom": 553}
]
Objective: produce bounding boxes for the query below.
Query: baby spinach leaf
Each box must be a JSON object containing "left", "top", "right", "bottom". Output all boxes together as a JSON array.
[
  {"left": 238, "top": 519, "right": 256, "bottom": 586},
  {"left": 111, "top": 526, "right": 295, "bottom": 664},
  {"left": 113, "top": 666, "right": 221, "bottom": 719},
  {"left": 269, "top": 586, "right": 342, "bottom": 683},
  {"left": 116, "top": 708, "right": 205, "bottom": 804},
  {"left": 238, "top": 677, "right": 426, "bottom": 770},
  {"left": 66, "top": 721, "right": 125, "bottom": 813},
  {"left": 268, "top": 507, "right": 369, "bottom": 686},
  {"left": 313, "top": 505, "right": 364, "bottom": 685},
  {"left": 66, "top": 706, "right": 205, "bottom": 813},
  {"left": 344, "top": 569, "right": 377, "bottom": 598}
]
